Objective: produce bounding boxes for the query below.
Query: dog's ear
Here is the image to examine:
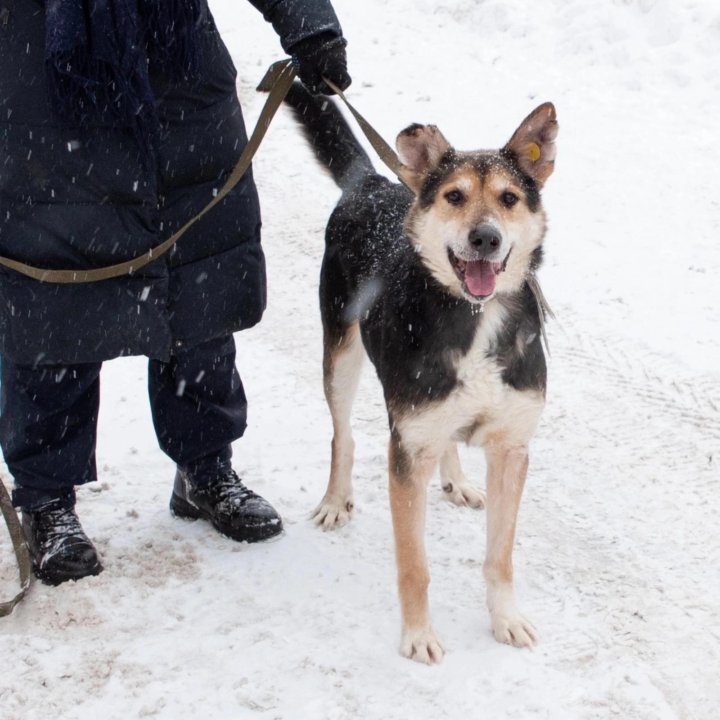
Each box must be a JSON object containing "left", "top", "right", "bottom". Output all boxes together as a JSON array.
[
  {"left": 504, "top": 103, "right": 558, "bottom": 187},
  {"left": 396, "top": 123, "right": 452, "bottom": 192}
]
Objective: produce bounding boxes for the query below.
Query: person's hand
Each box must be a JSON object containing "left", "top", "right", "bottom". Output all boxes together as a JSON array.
[{"left": 290, "top": 34, "right": 351, "bottom": 95}]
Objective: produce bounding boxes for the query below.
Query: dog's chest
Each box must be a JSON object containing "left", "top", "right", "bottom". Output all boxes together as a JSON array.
[
  {"left": 395, "top": 303, "right": 521, "bottom": 452},
  {"left": 449, "top": 303, "right": 509, "bottom": 417}
]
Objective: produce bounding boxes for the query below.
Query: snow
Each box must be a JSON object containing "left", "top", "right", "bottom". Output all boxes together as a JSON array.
[{"left": 2, "top": 0, "right": 719, "bottom": 718}]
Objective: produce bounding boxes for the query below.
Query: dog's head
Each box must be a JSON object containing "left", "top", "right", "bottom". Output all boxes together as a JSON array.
[{"left": 396, "top": 103, "right": 558, "bottom": 304}]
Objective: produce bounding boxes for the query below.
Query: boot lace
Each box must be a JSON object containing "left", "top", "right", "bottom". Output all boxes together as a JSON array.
[{"left": 204, "top": 470, "right": 256, "bottom": 505}]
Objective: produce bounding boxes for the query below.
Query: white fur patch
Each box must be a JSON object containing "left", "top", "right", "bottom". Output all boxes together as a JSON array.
[
  {"left": 496, "top": 210, "right": 547, "bottom": 296},
  {"left": 486, "top": 580, "right": 538, "bottom": 647},
  {"left": 395, "top": 302, "right": 544, "bottom": 457},
  {"left": 411, "top": 211, "right": 466, "bottom": 298}
]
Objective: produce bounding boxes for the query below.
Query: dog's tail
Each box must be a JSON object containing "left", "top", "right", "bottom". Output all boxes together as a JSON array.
[{"left": 284, "top": 82, "right": 376, "bottom": 192}]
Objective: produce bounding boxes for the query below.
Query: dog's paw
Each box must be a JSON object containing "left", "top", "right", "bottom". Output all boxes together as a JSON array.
[
  {"left": 442, "top": 481, "right": 486, "bottom": 509},
  {"left": 491, "top": 611, "right": 538, "bottom": 648},
  {"left": 311, "top": 496, "right": 354, "bottom": 530},
  {"left": 400, "top": 626, "right": 445, "bottom": 665}
]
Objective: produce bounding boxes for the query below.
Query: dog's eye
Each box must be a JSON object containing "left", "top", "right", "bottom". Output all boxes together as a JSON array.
[
  {"left": 501, "top": 191, "right": 519, "bottom": 208},
  {"left": 444, "top": 190, "right": 465, "bottom": 206}
]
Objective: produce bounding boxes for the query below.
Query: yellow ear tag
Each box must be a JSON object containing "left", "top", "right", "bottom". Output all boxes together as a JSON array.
[{"left": 527, "top": 142, "right": 541, "bottom": 162}]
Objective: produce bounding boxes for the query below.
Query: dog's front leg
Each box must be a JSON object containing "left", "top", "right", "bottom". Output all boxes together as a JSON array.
[
  {"left": 388, "top": 430, "right": 444, "bottom": 664},
  {"left": 483, "top": 439, "right": 537, "bottom": 647}
]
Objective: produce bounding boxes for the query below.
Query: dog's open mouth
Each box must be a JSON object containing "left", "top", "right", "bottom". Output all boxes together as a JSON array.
[{"left": 448, "top": 249, "right": 510, "bottom": 299}]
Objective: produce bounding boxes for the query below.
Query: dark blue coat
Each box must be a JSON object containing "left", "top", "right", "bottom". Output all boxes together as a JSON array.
[{"left": 0, "top": 0, "right": 342, "bottom": 365}]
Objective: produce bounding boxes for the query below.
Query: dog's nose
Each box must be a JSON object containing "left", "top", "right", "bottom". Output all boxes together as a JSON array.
[{"left": 468, "top": 225, "right": 502, "bottom": 253}]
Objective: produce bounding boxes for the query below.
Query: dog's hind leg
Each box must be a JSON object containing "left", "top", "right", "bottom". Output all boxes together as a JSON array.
[
  {"left": 483, "top": 437, "right": 537, "bottom": 648},
  {"left": 389, "top": 431, "right": 445, "bottom": 664},
  {"left": 439, "top": 443, "right": 486, "bottom": 509},
  {"left": 312, "top": 321, "right": 364, "bottom": 529}
]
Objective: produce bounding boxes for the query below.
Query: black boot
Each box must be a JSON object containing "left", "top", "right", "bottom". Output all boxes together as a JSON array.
[
  {"left": 170, "top": 467, "right": 283, "bottom": 543},
  {"left": 22, "top": 501, "right": 103, "bottom": 585}
]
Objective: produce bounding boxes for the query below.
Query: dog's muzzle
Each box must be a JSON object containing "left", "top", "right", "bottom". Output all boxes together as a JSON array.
[{"left": 449, "top": 224, "right": 510, "bottom": 300}]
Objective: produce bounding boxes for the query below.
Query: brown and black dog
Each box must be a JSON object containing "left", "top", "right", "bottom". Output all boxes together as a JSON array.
[{"left": 285, "top": 83, "right": 558, "bottom": 664}]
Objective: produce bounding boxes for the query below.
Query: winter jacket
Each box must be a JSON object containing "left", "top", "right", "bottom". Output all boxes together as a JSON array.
[{"left": 0, "top": 0, "right": 343, "bottom": 365}]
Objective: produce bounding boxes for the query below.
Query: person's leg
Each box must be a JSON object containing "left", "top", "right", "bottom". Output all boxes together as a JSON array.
[
  {"left": 149, "top": 335, "right": 282, "bottom": 542},
  {"left": 1, "top": 360, "right": 102, "bottom": 509},
  {"left": 0, "top": 358, "right": 103, "bottom": 583}
]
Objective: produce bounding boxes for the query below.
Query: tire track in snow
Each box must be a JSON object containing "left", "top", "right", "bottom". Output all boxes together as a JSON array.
[
  {"left": 532, "top": 326, "right": 720, "bottom": 719},
  {"left": 557, "top": 333, "right": 719, "bottom": 442}
]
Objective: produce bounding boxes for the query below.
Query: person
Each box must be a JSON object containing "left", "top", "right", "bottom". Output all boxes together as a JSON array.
[{"left": 0, "top": 0, "right": 351, "bottom": 585}]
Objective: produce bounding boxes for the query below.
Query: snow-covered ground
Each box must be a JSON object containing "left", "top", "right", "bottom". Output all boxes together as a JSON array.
[{"left": 2, "top": 1, "right": 719, "bottom": 718}]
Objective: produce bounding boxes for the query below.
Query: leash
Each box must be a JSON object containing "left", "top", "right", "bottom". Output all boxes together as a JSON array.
[
  {"left": 0, "top": 58, "right": 407, "bottom": 284},
  {"left": 0, "top": 60, "right": 298, "bottom": 284},
  {"left": 319, "top": 75, "right": 408, "bottom": 184},
  {"left": 257, "top": 62, "right": 409, "bottom": 186},
  {"left": 0, "top": 477, "right": 32, "bottom": 617}
]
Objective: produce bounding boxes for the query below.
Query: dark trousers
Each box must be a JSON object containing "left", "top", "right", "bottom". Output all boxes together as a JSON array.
[{"left": 0, "top": 335, "right": 248, "bottom": 510}]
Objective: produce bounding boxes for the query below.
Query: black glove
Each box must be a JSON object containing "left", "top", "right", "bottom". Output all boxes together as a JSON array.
[{"left": 290, "top": 33, "right": 351, "bottom": 95}]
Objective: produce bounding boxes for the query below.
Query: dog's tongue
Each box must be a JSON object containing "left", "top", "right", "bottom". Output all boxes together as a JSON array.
[{"left": 465, "top": 260, "right": 497, "bottom": 297}]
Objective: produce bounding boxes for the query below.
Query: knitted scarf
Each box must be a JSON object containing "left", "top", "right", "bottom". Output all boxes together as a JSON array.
[{"left": 45, "top": 0, "right": 205, "bottom": 150}]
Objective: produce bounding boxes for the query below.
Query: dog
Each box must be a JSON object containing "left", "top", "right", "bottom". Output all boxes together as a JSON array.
[{"left": 284, "top": 82, "right": 558, "bottom": 664}]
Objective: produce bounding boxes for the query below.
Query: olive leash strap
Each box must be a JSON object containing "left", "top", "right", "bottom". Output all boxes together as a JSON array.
[
  {"left": 0, "top": 60, "right": 298, "bottom": 284},
  {"left": 0, "top": 476, "right": 32, "bottom": 617}
]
